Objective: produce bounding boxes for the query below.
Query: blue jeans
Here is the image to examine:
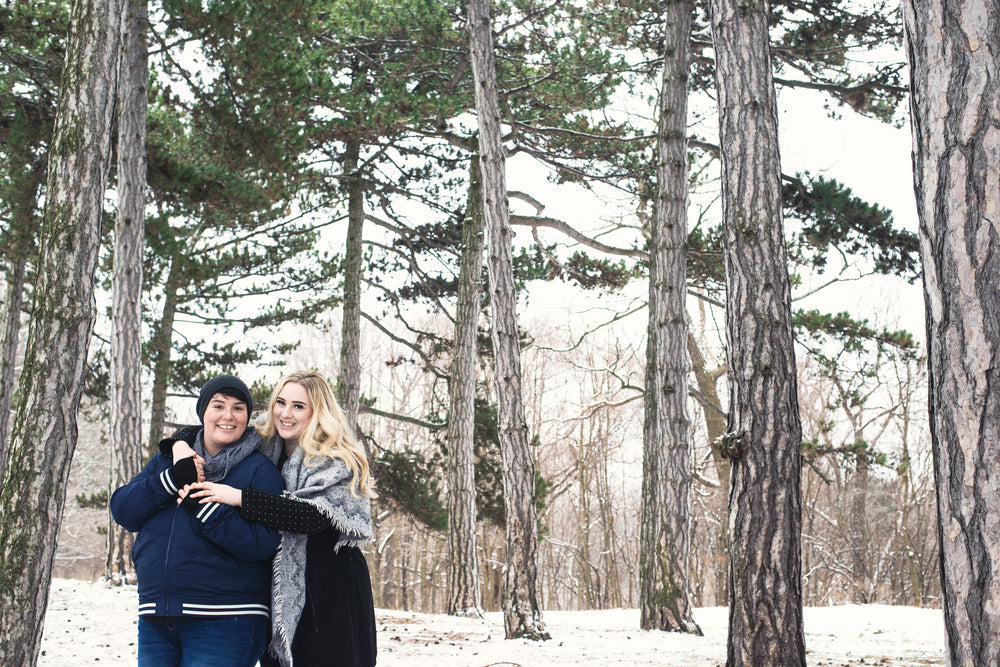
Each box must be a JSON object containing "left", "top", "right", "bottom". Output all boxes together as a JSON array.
[{"left": 138, "top": 616, "right": 268, "bottom": 667}]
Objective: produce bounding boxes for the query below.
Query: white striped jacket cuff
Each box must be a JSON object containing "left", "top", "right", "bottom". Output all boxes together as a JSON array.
[
  {"left": 159, "top": 469, "right": 179, "bottom": 495},
  {"left": 195, "top": 501, "right": 221, "bottom": 523}
]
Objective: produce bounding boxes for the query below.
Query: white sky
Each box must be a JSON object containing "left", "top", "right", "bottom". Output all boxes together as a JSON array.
[{"left": 501, "top": 82, "right": 926, "bottom": 349}]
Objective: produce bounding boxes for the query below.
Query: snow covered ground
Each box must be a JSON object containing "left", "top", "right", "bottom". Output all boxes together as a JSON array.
[{"left": 40, "top": 578, "right": 945, "bottom": 665}]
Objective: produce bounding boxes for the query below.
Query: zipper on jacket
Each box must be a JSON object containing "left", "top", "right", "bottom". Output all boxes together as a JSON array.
[{"left": 163, "top": 505, "right": 179, "bottom": 614}]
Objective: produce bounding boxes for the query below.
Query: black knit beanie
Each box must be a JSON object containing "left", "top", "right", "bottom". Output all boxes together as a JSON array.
[{"left": 196, "top": 374, "right": 253, "bottom": 423}]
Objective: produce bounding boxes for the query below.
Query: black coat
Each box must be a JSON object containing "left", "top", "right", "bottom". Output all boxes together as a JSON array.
[{"left": 260, "top": 528, "right": 376, "bottom": 667}]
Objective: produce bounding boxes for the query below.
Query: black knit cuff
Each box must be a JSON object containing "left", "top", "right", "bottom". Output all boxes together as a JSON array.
[
  {"left": 179, "top": 493, "right": 223, "bottom": 523},
  {"left": 239, "top": 487, "right": 274, "bottom": 524},
  {"left": 179, "top": 492, "right": 201, "bottom": 515},
  {"left": 158, "top": 425, "right": 201, "bottom": 459}
]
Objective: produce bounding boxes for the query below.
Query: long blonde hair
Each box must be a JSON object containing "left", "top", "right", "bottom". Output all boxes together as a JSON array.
[{"left": 258, "top": 370, "right": 376, "bottom": 498}]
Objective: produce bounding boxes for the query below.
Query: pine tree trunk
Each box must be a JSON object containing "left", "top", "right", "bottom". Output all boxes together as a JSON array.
[
  {"left": 340, "top": 136, "right": 364, "bottom": 440},
  {"left": 147, "top": 261, "right": 180, "bottom": 453},
  {"left": 0, "top": 0, "right": 126, "bottom": 662},
  {"left": 446, "top": 156, "right": 485, "bottom": 617},
  {"left": 901, "top": 2, "right": 1000, "bottom": 663},
  {"left": 707, "top": 0, "right": 806, "bottom": 663},
  {"left": 466, "top": 0, "right": 549, "bottom": 640},
  {"left": 0, "top": 254, "right": 27, "bottom": 478},
  {"left": 0, "top": 151, "right": 44, "bottom": 480},
  {"left": 639, "top": 0, "right": 701, "bottom": 635},
  {"left": 849, "top": 450, "right": 870, "bottom": 603},
  {"left": 107, "top": 0, "right": 147, "bottom": 584}
]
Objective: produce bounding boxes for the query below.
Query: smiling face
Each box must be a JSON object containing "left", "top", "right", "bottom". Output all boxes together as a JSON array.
[
  {"left": 271, "top": 381, "right": 313, "bottom": 446},
  {"left": 202, "top": 393, "right": 249, "bottom": 456}
]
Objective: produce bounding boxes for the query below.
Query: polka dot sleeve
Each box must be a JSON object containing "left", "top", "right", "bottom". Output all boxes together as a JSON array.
[{"left": 240, "top": 487, "right": 334, "bottom": 535}]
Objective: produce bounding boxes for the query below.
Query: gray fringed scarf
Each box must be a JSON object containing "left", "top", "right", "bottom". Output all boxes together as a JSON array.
[
  {"left": 193, "top": 427, "right": 262, "bottom": 482},
  {"left": 258, "top": 435, "right": 373, "bottom": 667}
]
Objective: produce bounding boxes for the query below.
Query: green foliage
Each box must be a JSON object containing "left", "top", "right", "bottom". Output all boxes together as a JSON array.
[
  {"left": 551, "top": 251, "right": 644, "bottom": 291},
  {"left": 374, "top": 397, "right": 550, "bottom": 533},
  {"left": 784, "top": 174, "right": 920, "bottom": 281},
  {"left": 75, "top": 490, "right": 108, "bottom": 509},
  {"left": 770, "top": 1, "right": 905, "bottom": 122},
  {"left": 373, "top": 448, "right": 450, "bottom": 532},
  {"left": 802, "top": 437, "right": 892, "bottom": 471},
  {"left": 794, "top": 309, "right": 917, "bottom": 356},
  {"left": 686, "top": 227, "right": 726, "bottom": 291}
]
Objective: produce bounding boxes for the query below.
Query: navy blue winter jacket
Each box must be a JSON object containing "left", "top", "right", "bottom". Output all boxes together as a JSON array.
[{"left": 110, "top": 450, "right": 284, "bottom": 619}]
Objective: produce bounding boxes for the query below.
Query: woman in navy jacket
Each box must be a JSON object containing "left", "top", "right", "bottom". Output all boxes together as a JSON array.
[{"left": 111, "top": 374, "right": 284, "bottom": 667}]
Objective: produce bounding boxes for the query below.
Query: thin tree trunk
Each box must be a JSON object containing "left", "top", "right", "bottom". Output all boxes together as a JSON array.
[
  {"left": 0, "top": 162, "right": 43, "bottom": 478},
  {"left": 901, "top": 2, "right": 1000, "bottom": 663},
  {"left": 107, "top": 0, "right": 147, "bottom": 584},
  {"left": 707, "top": 0, "right": 806, "bottom": 663},
  {"left": 849, "top": 450, "right": 870, "bottom": 603},
  {"left": 446, "top": 157, "right": 485, "bottom": 617},
  {"left": 147, "top": 260, "right": 181, "bottom": 453},
  {"left": 340, "top": 136, "right": 364, "bottom": 439},
  {"left": 578, "top": 423, "right": 594, "bottom": 609},
  {"left": 0, "top": 0, "right": 126, "bottom": 661},
  {"left": 0, "top": 254, "right": 27, "bottom": 479},
  {"left": 687, "top": 331, "right": 729, "bottom": 605},
  {"left": 687, "top": 331, "right": 729, "bottom": 487},
  {"left": 639, "top": 0, "right": 701, "bottom": 635},
  {"left": 466, "top": 0, "right": 549, "bottom": 640}
]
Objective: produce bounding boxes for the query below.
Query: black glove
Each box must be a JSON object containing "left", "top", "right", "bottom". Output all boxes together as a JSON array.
[{"left": 164, "top": 456, "right": 198, "bottom": 492}]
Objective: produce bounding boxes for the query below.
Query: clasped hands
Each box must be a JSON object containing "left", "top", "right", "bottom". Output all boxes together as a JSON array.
[{"left": 170, "top": 440, "right": 243, "bottom": 509}]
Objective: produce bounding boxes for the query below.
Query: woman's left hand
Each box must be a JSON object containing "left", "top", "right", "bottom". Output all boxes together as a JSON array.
[{"left": 183, "top": 481, "right": 243, "bottom": 507}]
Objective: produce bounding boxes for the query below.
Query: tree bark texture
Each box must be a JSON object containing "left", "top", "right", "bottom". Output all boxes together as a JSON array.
[
  {"left": 0, "top": 0, "right": 126, "bottom": 662},
  {"left": 639, "top": 0, "right": 701, "bottom": 635},
  {"left": 0, "top": 255, "right": 27, "bottom": 479},
  {"left": 901, "top": 2, "right": 1000, "bottom": 663},
  {"left": 466, "top": 0, "right": 549, "bottom": 640},
  {"left": 340, "top": 136, "right": 364, "bottom": 441},
  {"left": 687, "top": 331, "right": 730, "bottom": 489},
  {"left": 707, "top": 0, "right": 806, "bottom": 664},
  {"left": 849, "top": 450, "right": 871, "bottom": 603},
  {"left": 0, "top": 162, "right": 43, "bottom": 481},
  {"left": 146, "top": 259, "right": 180, "bottom": 453},
  {"left": 446, "top": 156, "right": 486, "bottom": 617},
  {"left": 107, "top": 0, "right": 147, "bottom": 583},
  {"left": 688, "top": 331, "right": 730, "bottom": 604}
]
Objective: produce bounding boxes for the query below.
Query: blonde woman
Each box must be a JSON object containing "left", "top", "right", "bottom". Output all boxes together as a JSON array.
[{"left": 171, "top": 371, "right": 377, "bottom": 667}]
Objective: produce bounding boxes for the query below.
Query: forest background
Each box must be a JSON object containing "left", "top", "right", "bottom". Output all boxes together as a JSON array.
[{"left": 0, "top": 0, "right": 952, "bottom": 659}]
